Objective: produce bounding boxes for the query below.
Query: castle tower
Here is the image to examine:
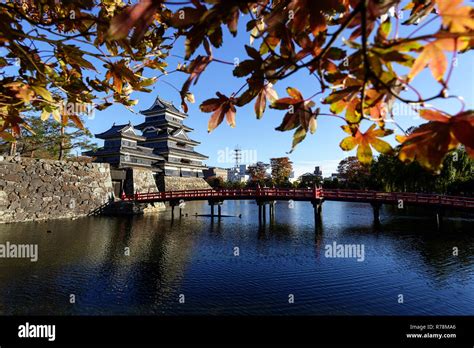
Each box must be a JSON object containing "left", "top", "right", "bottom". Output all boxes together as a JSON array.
[
  {"left": 84, "top": 122, "right": 163, "bottom": 171},
  {"left": 136, "top": 96, "right": 209, "bottom": 178}
]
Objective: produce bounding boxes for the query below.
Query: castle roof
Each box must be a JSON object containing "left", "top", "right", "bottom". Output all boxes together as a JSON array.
[
  {"left": 84, "top": 145, "right": 164, "bottom": 161},
  {"left": 95, "top": 123, "right": 145, "bottom": 141},
  {"left": 164, "top": 147, "right": 208, "bottom": 160},
  {"left": 140, "top": 96, "right": 186, "bottom": 116}
]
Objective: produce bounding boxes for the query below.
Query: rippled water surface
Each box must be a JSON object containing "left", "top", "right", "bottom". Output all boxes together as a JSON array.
[{"left": 0, "top": 200, "right": 473, "bottom": 315}]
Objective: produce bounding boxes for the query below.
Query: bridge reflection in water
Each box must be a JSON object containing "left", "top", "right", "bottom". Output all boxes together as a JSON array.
[{"left": 122, "top": 188, "right": 474, "bottom": 228}]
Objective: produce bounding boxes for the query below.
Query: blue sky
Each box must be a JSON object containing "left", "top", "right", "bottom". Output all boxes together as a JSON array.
[{"left": 82, "top": 5, "right": 474, "bottom": 177}]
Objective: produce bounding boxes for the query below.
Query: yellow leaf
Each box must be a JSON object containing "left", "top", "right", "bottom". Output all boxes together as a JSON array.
[
  {"left": 185, "top": 92, "right": 195, "bottom": 104},
  {"left": 52, "top": 109, "right": 61, "bottom": 122},
  {"left": 31, "top": 86, "right": 53, "bottom": 102},
  {"left": 370, "top": 138, "right": 392, "bottom": 154},
  {"left": 340, "top": 136, "right": 357, "bottom": 150},
  {"left": 309, "top": 117, "right": 317, "bottom": 134},
  {"left": 357, "top": 142, "right": 373, "bottom": 165},
  {"left": 291, "top": 127, "right": 307, "bottom": 152},
  {"left": 395, "top": 134, "right": 406, "bottom": 143},
  {"left": 340, "top": 124, "right": 393, "bottom": 164},
  {"left": 40, "top": 110, "right": 50, "bottom": 121}
]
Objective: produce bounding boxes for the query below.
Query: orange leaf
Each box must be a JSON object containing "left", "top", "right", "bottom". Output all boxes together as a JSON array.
[
  {"left": 286, "top": 87, "right": 303, "bottom": 100},
  {"left": 208, "top": 106, "right": 226, "bottom": 132},
  {"left": 69, "top": 115, "right": 85, "bottom": 130},
  {"left": 226, "top": 104, "right": 237, "bottom": 128},
  {"left": 436, "top": 0, "right": 474, "bottom": 33},
  {"left": 200, "top": 93, "right": 237, "bottom": 132},
  {"left": 398, "top": 109, "right": 474, "bottom": 171},
  {"left": 409, "top": 38, "right": 468, "bottom": 81}
]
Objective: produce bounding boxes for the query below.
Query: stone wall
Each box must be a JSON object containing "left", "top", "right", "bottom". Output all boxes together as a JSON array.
[
  {"left": 132, "top": 168, "right": 160, "bottom": 193},
  {"left": 124, "top": 168, "right": 160, "bottom": 194},
  {"left": 0, "top": 156, "right": 114, "bottom": 223},
  {"left": 122, "top": 168, "right": 165, "bottom": 212},
  {"left": 158, "top": 176, "right": 212, "bottom": 191}
]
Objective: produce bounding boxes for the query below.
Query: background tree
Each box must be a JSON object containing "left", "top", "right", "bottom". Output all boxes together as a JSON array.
[
  {"left": 0, "top": 115, "right": 96, "bottom": 160},
  {"left": 247, "top": 161, "right": 270, "bottom": 185},
  {"left": 322, "top": 177, "right": 341, "bottom": 189},
  {"left": 270, "top": 157, "right": 293, "bottom": 186},
  {"left": 297, "top": 173, "right": 321, "bottom": 188},
  {"left": 205, "top": 176, "right": 225, "bottom": 189},
  {"left": 331, "top": 148, "right": 473, "bottom": 194},
  {"left": 370, "top": 148, "right": 473, "bottom": 194},
  {"left": 337, "top": 156, "right": 371, "bottom": 189},
  {"left": 1, "top": 0, "right": 473, "bottom": 172}
]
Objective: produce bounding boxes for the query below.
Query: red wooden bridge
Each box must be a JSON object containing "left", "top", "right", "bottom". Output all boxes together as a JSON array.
[{"left": 121, "top": 188, "right": 474, "bottom": 226}]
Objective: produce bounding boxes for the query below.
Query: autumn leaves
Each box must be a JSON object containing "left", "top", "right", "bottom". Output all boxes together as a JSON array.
[
  {"left": 340, "top": 125, "right": 393, "bottom": 165},
  {"left": 198, "top": 0, "right": 473, "bottom": 172},
  {"left": 408, "top": 37, "right": 468, "bottom": 82},
  {"left": 271, "top": 87, "right": 317, "bottom": 152},
  {"left": 397, "top": 109, "right": 474, "bottom": 171},
  {"left": 200, "top": 93, "right": 238, "bottom": 131},
  {"left": 2, "top": 0, "right": 473, "bottom": 174}
]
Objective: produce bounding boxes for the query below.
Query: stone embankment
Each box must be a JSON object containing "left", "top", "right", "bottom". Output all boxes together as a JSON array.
[{"left": 0, "top": 156, "right": 114, "bottom": 223}]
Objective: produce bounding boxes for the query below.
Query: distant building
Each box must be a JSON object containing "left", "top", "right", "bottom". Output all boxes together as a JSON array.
[
  {"left": 203, "top": 167, "right": 229, "bottom": 181},
  {"left": 228, "top": 164, "right": 248, "bottom": 182},
  {"left": 314, "top": 166, "right": 323, "bottom": 178}
]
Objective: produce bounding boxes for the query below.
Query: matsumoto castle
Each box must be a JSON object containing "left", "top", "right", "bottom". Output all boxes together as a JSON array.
[{"left": 85, "top": 96, "right": 210, "bottom": 193}]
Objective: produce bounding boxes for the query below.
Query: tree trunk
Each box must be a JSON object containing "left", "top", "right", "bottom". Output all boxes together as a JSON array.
[
  {"left": 58, "top": 123, "right": 65, "bottom": 160},
  {"left": 9, "top": 141, "right": 17, "bottom": 156}
]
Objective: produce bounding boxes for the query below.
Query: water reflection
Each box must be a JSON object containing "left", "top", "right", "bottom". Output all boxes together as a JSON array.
[{"left": 0, "top": 200, "right": 472, "bottom": 315}]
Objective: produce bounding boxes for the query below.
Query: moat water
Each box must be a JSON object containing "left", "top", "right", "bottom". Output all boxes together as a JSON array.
[{"left": 0, "top": 200, "right": 473, "bottom": 315}]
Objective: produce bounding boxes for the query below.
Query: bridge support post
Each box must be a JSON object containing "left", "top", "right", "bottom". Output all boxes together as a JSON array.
[
  {"left": 269, "top": 201, "right": 276, "bottom": 221},
  {"left": 257, "top": 200, "right": 264, "bottom": 225},
  {"left": 436, "top": 207, "right": 444, "bottom": 231},
  {"left": 208, "top": 200, "right": 215, "bottom": 219},
  {"left": 311, "top": 199, "right": 323, "bottom": 226},
  {"left": 218, "top": 204, "right": 222, "bottom": 219},
  {"left": 371, "top": 202, "right": 381, "bottom": 224},
  {"left": 262, "top": 203, "right": 267, "bottom": 224},
  {"left": 170, "top": 203, "right": 175, "bottom": 220}
]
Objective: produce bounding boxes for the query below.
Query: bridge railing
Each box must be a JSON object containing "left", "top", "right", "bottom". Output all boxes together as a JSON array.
[
  {"left": 122, "top": 187, "right": 323, "bottom": 201},
  {"left": 121, "top": 188, "right": 474, "bottom": 208},
  {"left": 320, "top": 189, "right": 474, "bottom": 207}
]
